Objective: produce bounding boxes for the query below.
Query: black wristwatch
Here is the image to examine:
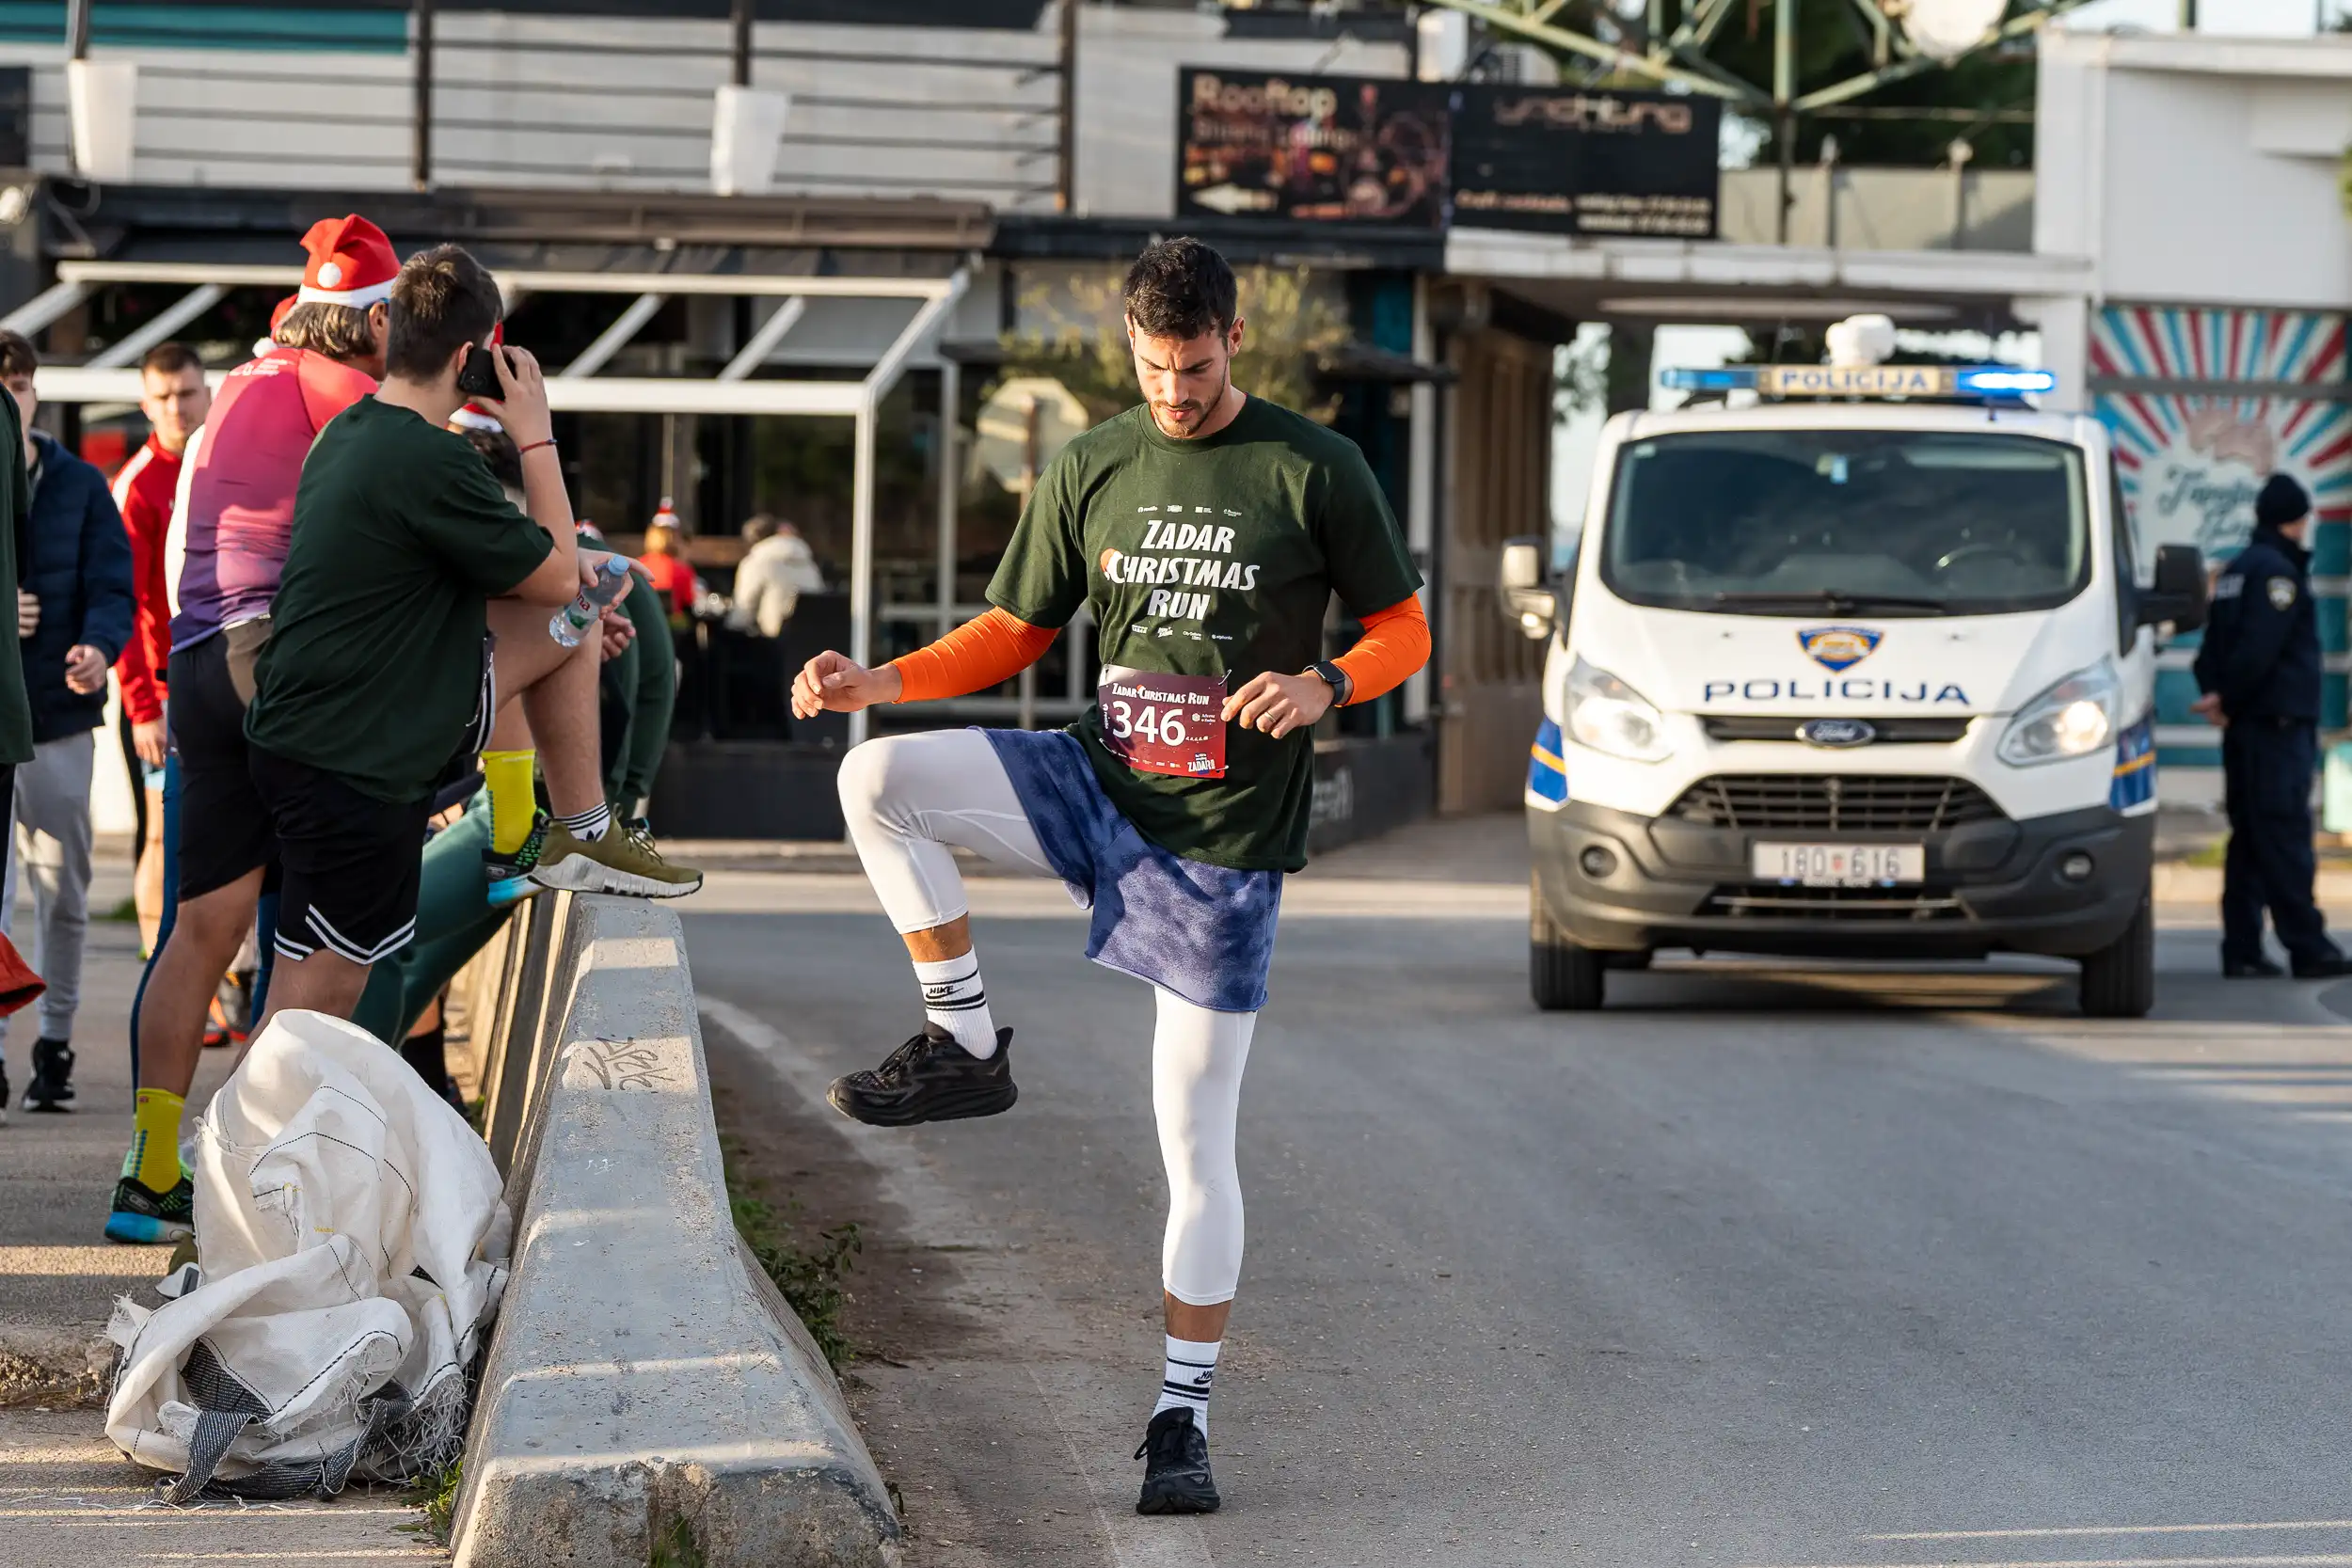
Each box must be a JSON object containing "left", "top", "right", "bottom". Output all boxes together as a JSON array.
[{"left": 1307, "top": 658, "right": 1352, "bottom": 708}]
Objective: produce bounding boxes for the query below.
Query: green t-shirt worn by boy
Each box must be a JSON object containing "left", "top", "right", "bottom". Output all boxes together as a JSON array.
[
  {"left": 246, "top": 397, "right": 553, "bottom": 804},
  {"left": 987, "top": 396, "right": 1422, "bottom": 873}
]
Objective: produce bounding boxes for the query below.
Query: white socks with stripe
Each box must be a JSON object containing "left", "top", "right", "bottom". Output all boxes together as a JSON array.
[
  {"left": 914, "top": 954, "right": 996, "bottom": 1058},
  {"left": 557, "top": 802, "right": 612, "bottom": 843},
  {"left": 1152, "top": 1335, "right": 1219, "bottom": 1433}
]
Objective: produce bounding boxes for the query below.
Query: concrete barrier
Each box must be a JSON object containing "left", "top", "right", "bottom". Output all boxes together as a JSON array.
[{"left": 450, "top": 892, "right": 899, "bottom": 1568}]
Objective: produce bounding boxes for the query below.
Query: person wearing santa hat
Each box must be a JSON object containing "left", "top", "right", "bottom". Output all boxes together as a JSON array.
[{"left": 108, "top": 214, "right": 392, "bottom": 1244}]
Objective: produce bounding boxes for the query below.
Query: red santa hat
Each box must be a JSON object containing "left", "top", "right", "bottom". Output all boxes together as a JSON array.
[
  {"left": 252, "top": 294, "right": 299, "bottom": 358},
  {"left": 448, "top": 403, "right": 502, "bottom": 433},
  {"left": 296, "top": 214, "right": 397, "bottom": 309}
]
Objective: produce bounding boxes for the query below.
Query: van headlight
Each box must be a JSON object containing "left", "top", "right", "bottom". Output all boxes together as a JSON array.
[
  {"left": 1996, "top": 658, "right": 2120, "bottom": 767},
  {"left": 1566, "top": 656, "right": 1672, "bottom": 763}
]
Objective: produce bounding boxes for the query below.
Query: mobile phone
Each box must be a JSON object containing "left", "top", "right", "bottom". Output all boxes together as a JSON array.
[{"left": 455, "top": 341, "right": 506, "bottom": 399}]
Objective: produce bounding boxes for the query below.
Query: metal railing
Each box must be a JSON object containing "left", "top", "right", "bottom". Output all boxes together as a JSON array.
[{"left": 24, "top": 2, "right": 1071, "bottom": 208}]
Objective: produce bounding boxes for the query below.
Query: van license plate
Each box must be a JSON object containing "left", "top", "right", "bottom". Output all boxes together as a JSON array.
[{"left": 1753, "top": 843, "right": 1924, "bottom": 886}]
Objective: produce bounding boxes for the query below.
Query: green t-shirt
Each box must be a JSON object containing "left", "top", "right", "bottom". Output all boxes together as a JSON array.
[
  {"left": 987, "top": 397, "right": 1421, "bottom": 872},
  {"left": 246, "top": 398, "right": 554, "bottom": 804}
]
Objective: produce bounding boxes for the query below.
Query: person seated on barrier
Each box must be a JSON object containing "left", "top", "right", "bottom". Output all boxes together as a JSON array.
[
  {"left": 241, "top": 243, "right": 700, "bottom": 1035},
  {"left": 453, "top": 422, "right": 676, "bottom": 903},
  {"left": 351, "top": 422, "right": 654, "bottom": 1105},
  {"left": 594, "top": 517, "right": 677, "bottom": 847}
]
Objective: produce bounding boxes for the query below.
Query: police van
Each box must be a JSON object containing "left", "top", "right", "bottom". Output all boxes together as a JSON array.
[{"left": 1502, "top": 319, "right": 2208, "bottom": 1017}]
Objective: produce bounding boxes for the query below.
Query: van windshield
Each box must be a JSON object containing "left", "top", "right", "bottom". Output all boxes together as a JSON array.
[{"left": 1598, "top": 428, "right": 2090, "bottom": 617}]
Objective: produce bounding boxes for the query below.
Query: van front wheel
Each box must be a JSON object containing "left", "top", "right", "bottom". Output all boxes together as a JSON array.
[
  {"left": 1532, "top": 872, "right": 1607, "bottom": 1011},
  {"left": 2079, "top": 889, "right": 2155, "bottom": 1019}
]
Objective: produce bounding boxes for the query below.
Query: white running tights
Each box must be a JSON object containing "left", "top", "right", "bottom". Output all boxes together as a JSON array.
[{"left": 837, "top": 730, "right": 1255, "bottom": 1306}]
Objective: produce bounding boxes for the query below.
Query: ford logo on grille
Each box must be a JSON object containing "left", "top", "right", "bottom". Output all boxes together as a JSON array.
[{"left": 1799, "top": 718, "right": 1877, "bottom": 748}]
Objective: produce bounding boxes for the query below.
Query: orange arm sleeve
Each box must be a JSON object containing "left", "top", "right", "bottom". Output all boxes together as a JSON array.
[
  {"left": 1332, "top": 594, "right": 1430, "bottom": 705},
  {"left": 887, "top": 606, "right": 1057, "bottom": 704}
]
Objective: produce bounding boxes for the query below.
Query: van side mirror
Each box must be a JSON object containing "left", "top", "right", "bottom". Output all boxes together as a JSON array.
[
  {"left": 2137, "top": 543, "right": 2207, "bottom": 633},
  {"left": 1498, "top": 536, "right": 1556, "bottom": 641}
]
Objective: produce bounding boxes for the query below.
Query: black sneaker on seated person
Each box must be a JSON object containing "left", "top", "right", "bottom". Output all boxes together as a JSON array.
[
  {"left": 1135, "top": 1406, "right": 1220, "bottom": 1515},
  {"left": 2293, "top": 951, "right": 2352, "bottom": 980},
  {"left": 826, "top": 1025, "right": 1015, "bottom": 1127}
]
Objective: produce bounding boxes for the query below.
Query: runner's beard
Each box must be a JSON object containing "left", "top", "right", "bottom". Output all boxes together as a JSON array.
[{"left": 1151, "top": 362, "right": 1231, "bottom": 440}]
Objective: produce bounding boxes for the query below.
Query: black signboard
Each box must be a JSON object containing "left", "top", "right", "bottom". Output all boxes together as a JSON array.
[
  {"left": 1450, "top": 86, "right": 1721, "bottom": 239},
  {"left": 1177, "top": 68, "right": 1451, "bottom": 229}
]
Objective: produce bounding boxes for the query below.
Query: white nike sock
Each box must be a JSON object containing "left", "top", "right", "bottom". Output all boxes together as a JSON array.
[
  {"left": 1152, "top": 1335, "right": 1219, "bottom": 1434},
  {"left": 914, "top": 954, "right": 996, "bottom": 1058}
]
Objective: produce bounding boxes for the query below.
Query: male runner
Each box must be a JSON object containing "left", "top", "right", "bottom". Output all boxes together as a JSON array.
[{"left": 793, "top": 237, "right": 1429, "bottom": 1514}]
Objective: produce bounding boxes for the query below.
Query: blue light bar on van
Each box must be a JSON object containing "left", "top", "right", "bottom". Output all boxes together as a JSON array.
[
  {"left": 1950, "top": 367, "right": 2058, "bottom": 395},
  {"left": 1658, "top": 367, "right": 1758, "bottom": 392},
  {"left": 1656, "top": 363, "right": 2057, "bottom": 400}
]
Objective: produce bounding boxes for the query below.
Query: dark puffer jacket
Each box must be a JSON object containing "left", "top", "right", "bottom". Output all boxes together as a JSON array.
[{"left": 21, "top": 430, "right": 133, "bottom": 744}]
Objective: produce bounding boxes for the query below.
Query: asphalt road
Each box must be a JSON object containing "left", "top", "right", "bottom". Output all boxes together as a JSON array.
[{"left": 687, "top": 819, "right": 2352, "bottom": 1568}]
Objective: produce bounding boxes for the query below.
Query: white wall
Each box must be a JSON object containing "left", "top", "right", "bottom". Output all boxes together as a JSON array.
[{"left": 2037, "top": 32, "right": 2352, "bottom": 310}]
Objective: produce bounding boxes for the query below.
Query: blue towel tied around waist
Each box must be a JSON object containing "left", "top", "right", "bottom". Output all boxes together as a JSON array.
[{"left": 981, "top": 727, "right": 1281, "bottom": 1014}]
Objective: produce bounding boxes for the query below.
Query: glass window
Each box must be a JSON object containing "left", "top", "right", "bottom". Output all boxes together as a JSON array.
[{"left": 1598, "top": 428, "right": 2090, "bottom": 617}]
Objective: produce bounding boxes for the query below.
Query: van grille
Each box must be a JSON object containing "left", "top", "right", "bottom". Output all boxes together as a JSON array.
[
  {"left": 1702, "top": 883, "right": 1966, "bottom": 921},
  {"left": 1701, "top": 716, "right": 1973, "bottom": 744},
  {"left": 1668, "top": 774, "right": 2003, "bottom": 832}
]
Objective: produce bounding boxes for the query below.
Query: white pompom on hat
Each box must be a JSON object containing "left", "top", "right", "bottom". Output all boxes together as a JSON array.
[{"left": 296, "top": 214, "right": 398, "bottom": 309}]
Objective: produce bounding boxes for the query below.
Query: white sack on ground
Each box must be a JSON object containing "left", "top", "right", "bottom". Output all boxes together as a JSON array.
[{"left": 106, "top": 1009, "right": 511, "bottom": 1502}]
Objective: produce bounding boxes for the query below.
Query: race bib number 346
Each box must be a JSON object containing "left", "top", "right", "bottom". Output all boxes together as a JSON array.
[{"left": 1098, "top": 665, "right": 1227, "bottom": 779}]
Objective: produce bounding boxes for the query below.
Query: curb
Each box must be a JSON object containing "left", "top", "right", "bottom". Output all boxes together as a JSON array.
[
  {"left": 450, "top": 893, "right": 900, "bottom": 1568},
  {"left": 2153, "top": 863, "right": 2352, "bottom": 904}
]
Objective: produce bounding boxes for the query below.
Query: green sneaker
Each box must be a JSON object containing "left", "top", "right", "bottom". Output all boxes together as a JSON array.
[
  {"left": 485, "top": 811, "right": 550, "bottom": 908},
  {"left": 105, "top": 1174, "right": 194, "bottom": 1244},
  {"left": 529, "top": 823, "right": 703, "bottom": 900}
]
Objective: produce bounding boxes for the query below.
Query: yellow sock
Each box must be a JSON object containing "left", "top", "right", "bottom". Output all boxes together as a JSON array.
[
  {"left": 483, "top": 749, "right": 538, "bottom": 855},
  {"left": 128, "top": 1087, "right": 184, "bottom": 1193}
]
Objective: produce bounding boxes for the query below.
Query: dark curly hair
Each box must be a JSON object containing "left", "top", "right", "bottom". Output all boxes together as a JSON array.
[{"left": 1121, "top": 237, "right": 1237, "bottom": 341}]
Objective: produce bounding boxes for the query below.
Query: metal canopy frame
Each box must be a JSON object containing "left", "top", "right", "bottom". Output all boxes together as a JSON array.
[
  {"left": 6, "top": 260, "right": 972, "bottom": 745},
  {"left": 1421, "top": 0, "right": 2097, "bottom": 243}
]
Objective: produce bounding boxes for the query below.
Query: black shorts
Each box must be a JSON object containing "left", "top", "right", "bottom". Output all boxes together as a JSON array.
[
  {"left": 248, "top": 746, "right": 430, "bottom": 968},
  {"left": 170, "top": 622, "right": 279, "bottom": 901}
]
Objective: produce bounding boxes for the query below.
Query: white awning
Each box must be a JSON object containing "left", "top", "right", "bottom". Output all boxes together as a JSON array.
[{"left": 10, "top": 260, "right": 973, "bottom": 746}]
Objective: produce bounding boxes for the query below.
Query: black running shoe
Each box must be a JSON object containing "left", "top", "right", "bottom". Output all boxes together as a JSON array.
[
  {"left": 485, "top": 812, "right": 551, "bottom": 908},
  {"left": 23, "top": 1037, "right": 73, "bottom": 1112},
  {"left": 105, "top": 1174, "right": 195, "bottom": 1243},
  {"left": 1135, "top": 1407, "right": 1219, "bottom": 1515},
  {"left": 826, "top": 1024, "right": 1015, "bottom": 1127}
]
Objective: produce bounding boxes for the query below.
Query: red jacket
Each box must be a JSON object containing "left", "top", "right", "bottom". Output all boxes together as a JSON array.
[
  {"left": 110, "top": 434, "right": 182, "bottom": 725},
  {"left": 640, "top": 552, "right": 700, "bottom": 623}
]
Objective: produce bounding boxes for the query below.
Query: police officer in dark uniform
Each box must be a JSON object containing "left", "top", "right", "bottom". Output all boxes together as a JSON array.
[{"left": 2191, "top": 473, "right": 2351, "bottom": 978}]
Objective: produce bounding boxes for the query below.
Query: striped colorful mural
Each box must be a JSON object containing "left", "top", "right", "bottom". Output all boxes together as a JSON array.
[{"left": 2090, "top": 306, "right": 2352, "bottom": 775}]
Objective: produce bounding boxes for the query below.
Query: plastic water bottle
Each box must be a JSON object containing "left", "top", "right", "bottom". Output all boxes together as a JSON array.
[{"left": 550, "top": 555, "right": 636, "bottom": 647}]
